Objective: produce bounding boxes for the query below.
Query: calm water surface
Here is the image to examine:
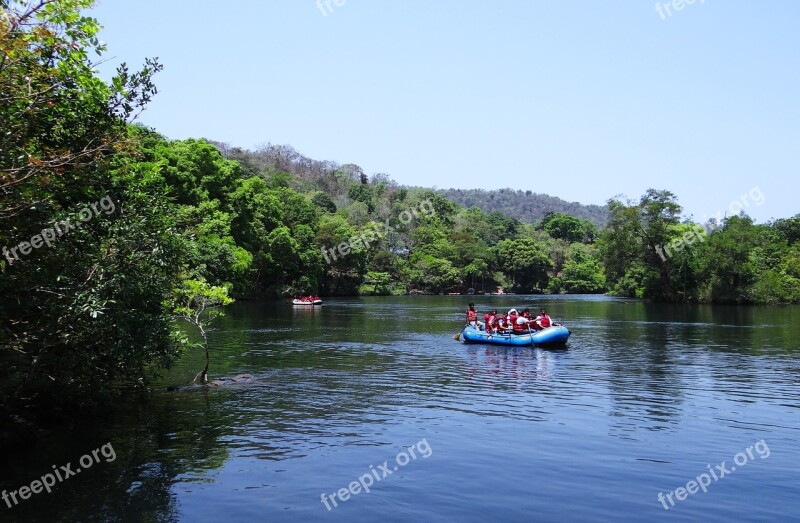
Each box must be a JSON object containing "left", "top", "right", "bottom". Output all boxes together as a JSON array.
[{"left": 2, "top": 295, "right": 799, "bottom": 522}]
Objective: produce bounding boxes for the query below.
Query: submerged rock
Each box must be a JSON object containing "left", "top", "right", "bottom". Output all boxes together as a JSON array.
[
  {"left": 208, "top": 374, "right": 257, "bottom": 387},
  {"left": 167, "top": 374, "right": 259, "bottom": 391}
]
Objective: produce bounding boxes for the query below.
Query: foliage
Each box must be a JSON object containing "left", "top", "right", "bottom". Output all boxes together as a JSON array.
[
  {"left": 0, "top": 0, "right": 173, "bottom": 416},
  {"left": 312, "top": 192, "right": 337, "bottom": 213},
  {"left": 600, "top": 190, "right": 683, "bottom": 301},
  {"left": 361, "top": 271, "right": 393, "bottom": 295},
  {"left": 172, "top": 278, "right": 233, "bottom": 384},
  {"left": 496, "top": 238, "right": 551, "bottom": 292},
  {"left": 540, "top": 212, "right": 598, "bottom": 243},
  {"left": 561, "top": 246, "right": 606, "bottom": 293},
  {"left": 0, "top": 0, "right": 161, "bottom": 219},
  {"left": 600, "top": 191, "right": 800, "bottom": 303},
  {"left": 441, "top": 188, "right": 610, "bottom": 227}
]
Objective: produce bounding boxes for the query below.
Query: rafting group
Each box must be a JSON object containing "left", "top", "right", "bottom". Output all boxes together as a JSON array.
[
  {"left": 293, "top": 294, "right": 322, "bottom": 305},
  {"left": 460, "top": 303, "right": 570, "bottom": 346},
  {"left": 466, "top": 304, "right": 552, "bottom": 334}
]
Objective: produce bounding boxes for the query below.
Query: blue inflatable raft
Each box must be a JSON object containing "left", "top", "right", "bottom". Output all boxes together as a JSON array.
[{"left": 461, "top": 325, "right": 570, "bottom": 347}]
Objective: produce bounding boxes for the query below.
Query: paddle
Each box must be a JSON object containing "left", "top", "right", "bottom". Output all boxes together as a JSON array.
[
  {"left": 454, "top": 322, "right": 470, "bottom": 341},
  {"left": 527, "top": 322, "right": 534, "bottom": 347}
]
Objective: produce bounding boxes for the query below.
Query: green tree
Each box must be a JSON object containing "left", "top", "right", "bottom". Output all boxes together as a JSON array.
[
  {"left": 348, "top": 183, "right": 375, "bottom": 213},
  {"left": 312, "top": 192, "right": 337, "bottom": 213},
  {"left": 542, "top": 212, "right": 586, "bottom": 243},
  {"left": 496, "top": 238, "right": 551, "bottom": 292},
  {"left": 487, "top": 211, "right": 518, "bottom": 241},
  {"left": 362, "top": 271, "right": 392, "bottom": 295},
  {"left": 696, "top": 216, "right": 761, "bottom": 303},
  {"left": 407, "top": 253, "right": 460, "bottom": 293},
  {"left": 0, "top": 1, "right": 191, "bottom": 416},
  {"left": 773, "top": 215, "right": 800, "bottom": 245},
  {"left": 315, "top": 214, "right": 368, "bottom": 295},
  {"left": 463, "top": 259, "right": 489, "bottom": 292},
  {"left": 172, "top": 279, "right": 233, "bottom": 384},
  {"left": 600, "top": 190, "right": 682, "bottom": 301},
  {"left": 0, "top": 0, "right": 161, "bottom": 219},
  {"left": 153, "top": 139, "right": 240, "bottom": 206},
  {"left": 561, "top": 248, "right": 606, "bottom": 293},
  {"left": 229, "top": 176, "right": 282, "bottom": 252}
]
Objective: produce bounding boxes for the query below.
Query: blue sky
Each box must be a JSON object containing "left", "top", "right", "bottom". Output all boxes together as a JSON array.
[{"left": 90, "top": 0, "right": 799, "bottom": 223}]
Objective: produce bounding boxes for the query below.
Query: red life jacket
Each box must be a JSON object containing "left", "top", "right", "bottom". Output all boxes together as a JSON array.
[
  {"left": 487, "top": 314, "right": 497, "bottom": 328},
  {"left": 539, "top": 314, "right": 551, "bottom": 328},
  {"left": 467, "top": 309, "right": 477, "bottom": 322}
]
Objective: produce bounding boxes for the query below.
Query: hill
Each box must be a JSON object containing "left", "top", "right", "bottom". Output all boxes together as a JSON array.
[
  {"left": 213, "top": 142, "right": 609, "bottom": 227},
  {"left": 440, "top": 188, "right": 609, "bottom": 227}
]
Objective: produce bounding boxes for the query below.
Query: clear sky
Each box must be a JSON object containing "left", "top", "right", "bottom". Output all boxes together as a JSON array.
[{"left": 90, "top": 0, "right": 799, "bottom": 223}]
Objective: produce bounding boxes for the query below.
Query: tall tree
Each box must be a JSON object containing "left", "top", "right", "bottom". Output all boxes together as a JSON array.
[
  {"left": 0, "top": 0, "right": 178, "bottom": 415},
  {"left": 600, "top": 190, "right": 682, "bottom": 301}
]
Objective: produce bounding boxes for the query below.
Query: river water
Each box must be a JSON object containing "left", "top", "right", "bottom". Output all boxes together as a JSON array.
[{"left": 2, "top": 295, "right": 799, "bottom": 522}]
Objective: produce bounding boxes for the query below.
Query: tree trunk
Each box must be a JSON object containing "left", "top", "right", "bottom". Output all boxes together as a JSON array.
[{"left": 200, "top": 337, "right": 209, "bottom": 384}]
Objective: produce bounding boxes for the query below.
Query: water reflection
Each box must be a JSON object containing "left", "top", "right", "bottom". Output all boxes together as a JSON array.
[{"left": 2, "top": 296, "right": 799, "bottom": 522}]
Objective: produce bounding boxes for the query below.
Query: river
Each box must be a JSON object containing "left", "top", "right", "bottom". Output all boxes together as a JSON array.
[{"left": 1, "top": 295, "right": 799, "bottom": 522}]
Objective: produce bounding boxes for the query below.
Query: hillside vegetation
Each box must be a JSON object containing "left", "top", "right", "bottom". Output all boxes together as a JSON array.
[
  {"left": 210, "top": 141, "right": 604, "bottom": 297},
  {"left": 440, "top": 188, "right": 610, "bottom": 227}
]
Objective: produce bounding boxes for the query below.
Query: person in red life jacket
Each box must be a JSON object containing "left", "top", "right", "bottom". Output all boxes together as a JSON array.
[
  {"left": 486, "top": 309, "right": 498, "bottom": 334},
  {"left": 509, "top": 309, "right": 528, "bottom": 333},
  {"left": 466, "top": 303, "right": 478, "bottom": 327},
  {"left": 535, "top": 307, "right": 552, "bottom": 329},
  {"left": 483, "top": 311, "right": 492, "bottom": 332},
  {"left": 497, "top": 313, "right": 512, "bottom": 333},
  {"left": 506, "top": 308, "right": 521, "bottom": 333},
  {"left": 507, "top": 309, "right": 518, "bottom": 324}
]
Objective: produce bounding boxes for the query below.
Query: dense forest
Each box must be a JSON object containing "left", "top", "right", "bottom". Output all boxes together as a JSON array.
[
  {"left": 210, "top": 141, "right": 604, "bottom": 297},
  {"left": 440, "top": 188, "right": 610, "bottom": 227},
  {"left": 600, "top": 190, "right": 800, "bottom": 304},
  {"left": 1, "top": 0, "right": 798, "bottom": 423}
]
